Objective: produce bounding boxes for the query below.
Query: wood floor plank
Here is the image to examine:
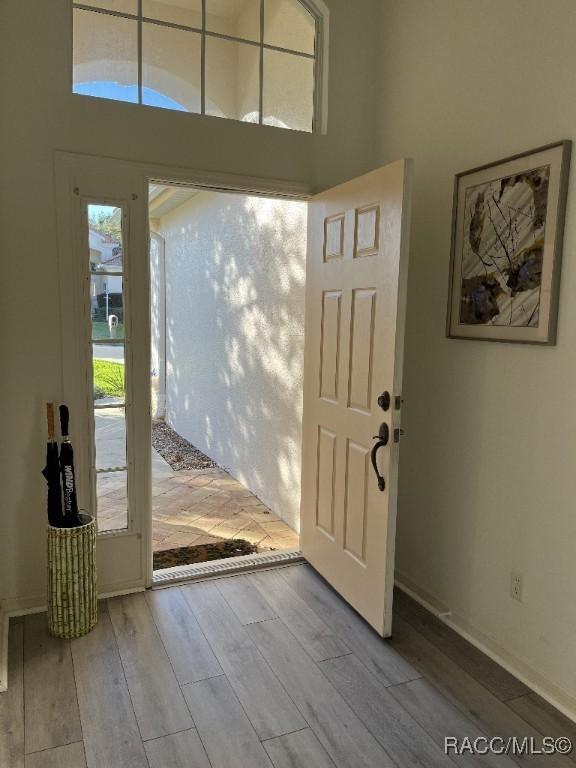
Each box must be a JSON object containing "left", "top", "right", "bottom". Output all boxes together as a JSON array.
[
  {"left": 23, "top": 613, "right": 82, "bottom": 754},
  {"left": 71, "top": 611, "right": 148, "bottom": 768},
  {"left": 263, "top": 729, "right": 336, "bottom": 768},
  {"left": 389, "top": 677, "right": 519, "bottom": 768},
  {"left": 181, "top": 582, "right": 306, "bottom": 740},
  {"left": 108, "top": 593, "right": 193, "bottom": 741},
  {"left": 0, "top": 622, "right": 24, "bottom": 768},
  {"left": 282, "top": 564, "right": 419, "bottom": 685},
  {"left": 25, "top": 742, "right": 86, "bottom": 768},
  {"left": 182, "top": 675, "right": 272, "bottom": 768},
  {"left": 144, "top": 728, "right": 211, "bottom": 768},
  {"left": 393, "top": 588, "right": 530, "bottom": 701},
  {"left": 249, "top": 569, "right": 351, "bottom": 662},
  {"left": 247, "top": 618, "right": 395, "bottom": 768},
  {"left": 217, "top": 574, "right": 277, "bottom": 625},
  {"left": 508, "top": 694, "right": 576, "bottom": 763},
  {"left": 389, "top": 616, "right": 574, "bottom": 768},
  {"left": 320, "top": 653, "right": 451, "bottom": 768},
  {"left": 145, "top": 587, "right": 222, "bottom": 684}
]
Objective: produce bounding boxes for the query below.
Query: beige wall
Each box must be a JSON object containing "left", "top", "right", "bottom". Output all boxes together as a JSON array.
[
  {"left": 380, "top": 0, "right": 576, "bottom": 711},
  {"left": 159, "top": 191, "right": 307, "bottom": 530},
  {"left": 0, "top": 0, "right": 381, "bottom": 606}
]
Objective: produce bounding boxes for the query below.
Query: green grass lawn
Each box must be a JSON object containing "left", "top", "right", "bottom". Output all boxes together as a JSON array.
[
  {"left": 93, "top": 359, "right": 125, "bottom": 399},
  {"left": 92, "top": 321, "right": 125, "bottom": 341}
]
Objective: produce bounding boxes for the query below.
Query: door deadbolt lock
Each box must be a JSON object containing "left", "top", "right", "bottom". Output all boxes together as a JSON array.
[{"left": 377, "top": 391, "right": 391, "bottom": 411}]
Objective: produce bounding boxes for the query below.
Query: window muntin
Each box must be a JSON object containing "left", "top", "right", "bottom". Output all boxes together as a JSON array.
[{"left": 73, "top": 0, "right": 319, "bottom": 132}]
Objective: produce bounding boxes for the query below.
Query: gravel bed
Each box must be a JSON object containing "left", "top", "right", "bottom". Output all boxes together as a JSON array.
[{"left": 152, "top": 420, "right": 219, "bottom": 471}]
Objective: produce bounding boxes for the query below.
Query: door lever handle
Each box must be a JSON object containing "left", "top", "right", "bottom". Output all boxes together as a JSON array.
[{"left": 371, "top": 423, "right": 389, "bottom": 492}]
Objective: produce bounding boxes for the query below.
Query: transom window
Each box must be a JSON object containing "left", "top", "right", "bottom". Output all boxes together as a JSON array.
[{"left": 72, "top": 0, "right": 320, "bottom": 132}]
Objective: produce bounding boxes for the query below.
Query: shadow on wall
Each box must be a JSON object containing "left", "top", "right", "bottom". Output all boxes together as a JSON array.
[{"left": 160, "top": 191, "right": 307, "bottom": 531}]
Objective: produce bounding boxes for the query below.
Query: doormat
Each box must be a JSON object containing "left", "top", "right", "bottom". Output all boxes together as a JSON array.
[{"left": 153, "top": 539, "right": 258, "bottom": 570}]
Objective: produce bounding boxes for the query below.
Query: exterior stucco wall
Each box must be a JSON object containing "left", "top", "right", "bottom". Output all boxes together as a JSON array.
[
  {"left": 150, "top": 232, "right": 166, "bottom": 419},
  {"left": 159, "top": 191, "right": 307, "bottom": 530}
]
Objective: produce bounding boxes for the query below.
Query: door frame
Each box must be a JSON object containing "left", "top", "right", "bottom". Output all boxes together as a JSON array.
[{"left": 55, "top": 151, "right": 312, "bottom": 592}]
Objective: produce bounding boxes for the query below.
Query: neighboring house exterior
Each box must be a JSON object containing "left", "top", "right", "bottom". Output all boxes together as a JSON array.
[{"left": 89, "top": 228, "right": 123, "bottom": 322}]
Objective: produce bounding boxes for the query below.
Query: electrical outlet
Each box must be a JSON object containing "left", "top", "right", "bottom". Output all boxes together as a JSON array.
[{"left": 510, "top": 571, "right": 523, "bottom": 602}]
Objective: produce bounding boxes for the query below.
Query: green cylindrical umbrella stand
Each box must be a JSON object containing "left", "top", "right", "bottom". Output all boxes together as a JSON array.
[{"left": 47, "top": 512, "right": 97, "bottom": 638}]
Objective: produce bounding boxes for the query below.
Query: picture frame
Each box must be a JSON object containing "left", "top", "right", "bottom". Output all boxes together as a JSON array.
[{"left": 446, "top": 140, "right": 571, "bottom": 344}]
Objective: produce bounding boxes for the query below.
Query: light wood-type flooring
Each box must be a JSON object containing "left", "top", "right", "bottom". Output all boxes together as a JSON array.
[{"left": 2, "top": 564, "right": 575, "bottom": 768}]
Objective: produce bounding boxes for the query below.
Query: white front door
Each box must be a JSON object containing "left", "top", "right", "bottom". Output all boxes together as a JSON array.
[{"left": 300, "top": 160, "right": 412, "bottom": 635}]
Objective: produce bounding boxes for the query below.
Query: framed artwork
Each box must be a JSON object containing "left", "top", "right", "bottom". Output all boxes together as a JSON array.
[{"left": 446, "top": 140, "right": 571, "bottom": 344}]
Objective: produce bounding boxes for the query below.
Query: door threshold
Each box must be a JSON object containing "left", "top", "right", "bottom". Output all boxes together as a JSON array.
[{"left": 152, "top": 548, "right": 304, "bottom": 587}]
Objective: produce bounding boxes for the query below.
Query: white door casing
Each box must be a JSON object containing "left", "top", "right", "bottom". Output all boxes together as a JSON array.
[
  {"left": 55, "top": 152, "right": 311, "bottom": 592},
  {"left": 300, "top": 160, "right": 412, "bottom": 635},
  {"left": 55, "top": 154, "right": 152, "bottom": 594}
]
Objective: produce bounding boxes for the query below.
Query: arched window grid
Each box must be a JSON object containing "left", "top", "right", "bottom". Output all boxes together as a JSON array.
[{"left": 72, "top": 0, "right": 323, "bottom": 132}]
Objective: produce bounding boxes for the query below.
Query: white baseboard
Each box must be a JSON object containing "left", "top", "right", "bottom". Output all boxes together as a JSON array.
[
  {"left": 394, "top": 572, "right": 576, "bottom": 725},
  {"left": 0, "top": 607, "right": 7, "bottom": 693}
]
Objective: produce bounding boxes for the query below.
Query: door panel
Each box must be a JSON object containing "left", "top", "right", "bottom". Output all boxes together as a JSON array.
[
  {"left": 343, "top": 439, "right": 369, "bottom": 563},
  {"left": 319, "top": 291, "right": 341, "bottom": 402},
  {"left": 316, "top": 426, "right": 337, "bottom": 537},
  {"left": 347, "top": 288, "right": 376, "bottom": 413},
  {"left": 324, "top": 214, "right": 345, "bottom": 261},
  {"left": 300, "top": 160, "right": 412, "bottom": 635}
]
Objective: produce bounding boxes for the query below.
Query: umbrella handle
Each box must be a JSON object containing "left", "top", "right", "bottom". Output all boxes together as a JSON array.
[
  {"left": 46, "top": 403, "right": 55, "bottom": 441},
  {"left": 59, "top": 404, "right": 70, "bottom": 438}
]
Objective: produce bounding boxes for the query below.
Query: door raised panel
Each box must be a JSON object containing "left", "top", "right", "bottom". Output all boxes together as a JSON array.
[
  {"left": 343, "top": 440, "right": 369, "bottom": 564},
  {"left": 347, "top": 289, "right": 376, "bottom": 413},
  {"left": 319, "top": 290, "right": 341, "bottom": 402},
  {"left": 354, "top": 204, "right": 380, "bottom": 258},
  {"left": 323, "top": 213, "right": 345, "bottom": 261},
  {"left": 316, "top": 427, "right": 337, "bottom": 537}
]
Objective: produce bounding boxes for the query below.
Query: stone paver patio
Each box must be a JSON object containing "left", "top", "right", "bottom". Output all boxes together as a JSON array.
[
  {"left": 149, "top": 467, "right": 300, "bottom": 554},
  {"left": 95, "top": 410, "right": 300, "bottom": 558}
]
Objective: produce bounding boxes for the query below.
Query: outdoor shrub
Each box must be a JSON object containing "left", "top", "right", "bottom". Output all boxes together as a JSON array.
[{"left": 93, "top": 360, "right": 125, "bottom": 398}]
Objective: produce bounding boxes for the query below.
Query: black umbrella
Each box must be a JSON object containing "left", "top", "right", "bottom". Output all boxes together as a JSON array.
[
  {"left": 59, "top": 405, "right": 82, "bottom": 528},
  {"left": 42, "top": 403, "right": 64, "bottom": 527}
]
